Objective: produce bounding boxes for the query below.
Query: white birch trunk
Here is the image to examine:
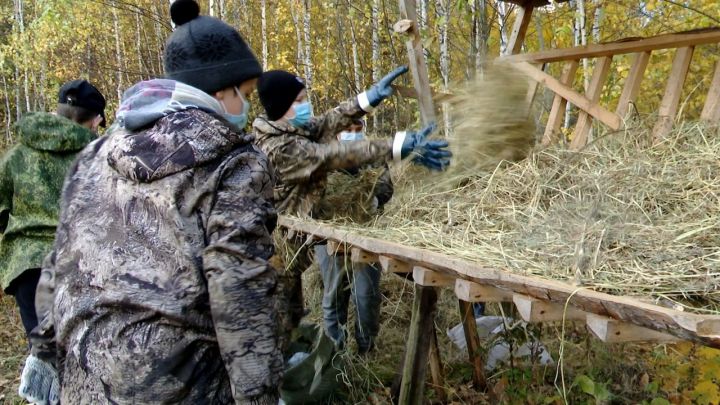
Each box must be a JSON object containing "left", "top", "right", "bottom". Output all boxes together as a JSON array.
[
  {"left": 302, "top": 0, "right": 314, "bottom": 107},
  {"left": 371, "top": 0, "right": 381, "bottom": 131},
  {"left": 14, "top": 0, "right": 30, "bottom": 112},
  {"left": 577, "top": 0, "right": 589, "bottom": 91},
  {"left": 497, "top": 1, "right": 509, "bottom": 55},
  {"left": 436, "top": 0, "right": 451, "bottom": 136},
  {"left": 476, "top": 0, "right": 488, "bottom": 72},
  {"left": 113, "top": 3, "right": 124, "bottom": 101},
  {"left": 261, "top": 0, "right": 268, "bottom": 69},
  {"left": 349, "top": 19, "right": 362, "bottom": 93},
  {"left": 592, "top": 0, "right": 603, "bottom": 43},
  {"left": 288, "top": 0, "right": 304, "bottom": 70},
  {"left": 2, "top": 75, "right": 12, "bottom": 142},
  {"left": 136, "top": 12, "right": 144, "bottom": 78}
]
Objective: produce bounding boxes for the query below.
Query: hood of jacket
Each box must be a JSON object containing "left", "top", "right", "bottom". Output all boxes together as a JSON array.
[
  {"left": 16, "top": 112, "right": 96, "bottom": 152},
  {"left": 107, "top": 79, "right": 252, "bottom": 183}
]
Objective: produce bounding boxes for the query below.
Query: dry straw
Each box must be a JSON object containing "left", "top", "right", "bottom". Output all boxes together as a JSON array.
[{"left": 324, "top": 123, "right": 720, "bottom": 314}]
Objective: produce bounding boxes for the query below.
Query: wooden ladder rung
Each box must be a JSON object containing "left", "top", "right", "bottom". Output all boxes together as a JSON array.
[
  {"left": 455, "top": 279, "right": 513, "bottom": 303},
  {"left": 379, "top": 256, "right": 412, "bottom": 273},
  {"left": 586, "top": 314, "right": 681, "bottom": 344},
  {"left": 326, "top": 240, "right": 347, "bottom": 255},
  {"left": 513, "top": 294, "right": 587, "bottom": 323},
  {"left": 350, "top": 247, "right": 378, "bottom": 264},
  {"left": 413, "top": 266, "right": 455, "bottom": 287}
]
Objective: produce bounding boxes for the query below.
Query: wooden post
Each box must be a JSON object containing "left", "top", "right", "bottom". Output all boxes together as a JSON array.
[
  {"left": 542, "top": 60, "right": 579, "bottom": 145},
  {"left": 616, "top": 51, "right": 651, "bottom": 118},
  {"left": 428, "top": 330, "right": 446, "bottom": 402},
  {"left": 652, "top": 46, "right": 694, "bottom": 142},
  {"left": 398, "top": 0, "right": 436, "bottom": 125},
  {"left": 399, "top": 284, "right": 439, "bottom": 405},
  {"left": 459, "top": 299, "right": 487, "bottom": 390},
  {"left": 570, "top": 56, "right": 613, "bottom": 150},
  {"left": 701, "top": 61, "right": 720, "bottom": 123},
  {"left": 505, "top": 6, "right": 534, "bottom": 56}
]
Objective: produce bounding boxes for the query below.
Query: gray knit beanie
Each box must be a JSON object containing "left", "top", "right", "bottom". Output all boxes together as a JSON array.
[{"left": 164, "top": 0, "right": 262, "bottom": 94}]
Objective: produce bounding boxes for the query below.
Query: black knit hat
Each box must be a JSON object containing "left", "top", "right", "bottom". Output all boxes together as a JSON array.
[
  {"left": 257, "top": 70, "right": 306, "bottom": 121},
  {"left": 58, "top": 79, "right": 107, "bottom": 127},
  {"left": 164, "top": 0, "right": 262, "bottom": 94}
]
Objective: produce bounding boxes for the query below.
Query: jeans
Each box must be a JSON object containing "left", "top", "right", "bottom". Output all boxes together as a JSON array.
[
  {"left": 7, "top": 268, "right": 41, "bottom": 339},
  {"left": 314, "top": 244, "right": 381, "bottom": 353}
]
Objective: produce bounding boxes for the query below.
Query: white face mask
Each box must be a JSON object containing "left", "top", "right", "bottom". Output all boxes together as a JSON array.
[{"left": 339, "top": 131, "right": 365, "bottom": 142}]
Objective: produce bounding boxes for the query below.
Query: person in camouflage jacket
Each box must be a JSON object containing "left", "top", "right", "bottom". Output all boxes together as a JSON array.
[
  {"left": 27, "top": 3, "right": 284, "bottom": 404},
  {"left": 252, "top": 69, "right": 452, "bottom": 337},
  {"left": 0, "top": 80, "right": 104, "bottom": 341}
]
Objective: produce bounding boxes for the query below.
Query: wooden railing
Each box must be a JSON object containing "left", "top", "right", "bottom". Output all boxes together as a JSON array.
[{"left": 500, "top": 28, "right": 720, "bottom": 148}]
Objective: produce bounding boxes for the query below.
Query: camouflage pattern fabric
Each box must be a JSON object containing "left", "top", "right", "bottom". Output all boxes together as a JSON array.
[
  {"left": 31, "top": 108, "right": 283, "bottom": 405},
  {"left": 0, "top": 112, "right": 95, "bottom": 291},
  {"left": 252, "top": 97, "right": 394, "bottom": 218}
]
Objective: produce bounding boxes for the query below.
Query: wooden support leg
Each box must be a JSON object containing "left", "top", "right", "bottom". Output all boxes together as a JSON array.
[
  {"left": 505, "top": 6, "right": 534, "bottom": 56},
  {"left": 428, "top": 329, "right": 446, "bottom": 402},
  {"left": 542, "top": 60, "right": 579, "bottom": 145},
  {"left": 459, "top": 299, "right": 487, "bottom": 390},
  {"left": 616, "top": 51, "right": 651, "bottom": 118},
  {"left": 701, "top": 61, "right": 720, "bottom": 123},
  {"left": 399, "top": 284, "right": 438, "bottom": 405},
  {"left": 653, "top": 46, "right": 694, "bottom": 142},
  {"left": 570, "top": 56, "right": 613, "bottom": 150}
]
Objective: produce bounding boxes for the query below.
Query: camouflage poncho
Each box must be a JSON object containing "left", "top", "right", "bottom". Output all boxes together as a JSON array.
[{"left": 0, "top": 112, "right": 95, "bottom": 291}]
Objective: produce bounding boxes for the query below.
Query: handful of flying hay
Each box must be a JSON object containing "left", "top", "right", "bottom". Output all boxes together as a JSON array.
[{"left": 448, "top": 62, "right": 536, "bottom": 174}]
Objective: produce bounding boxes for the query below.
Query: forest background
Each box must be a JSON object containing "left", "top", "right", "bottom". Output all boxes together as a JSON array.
[{"left": 1, "top": 0, "right": 720, "bottom": 146}]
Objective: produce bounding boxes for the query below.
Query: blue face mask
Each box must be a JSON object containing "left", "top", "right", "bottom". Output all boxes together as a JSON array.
[
  {"left": 289, "top": 101, "right": 312, "bottom": 128},
  {"left": 221, "top": 88, "right": 250, "bottom": 129},
  {"left": 339, "top": 131, "right": 365, "bottom": 142}
]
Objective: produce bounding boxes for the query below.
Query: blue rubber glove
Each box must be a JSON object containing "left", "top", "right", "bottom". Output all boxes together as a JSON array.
[
  {"left": 397, "top": 123, "right": 452, "bottom": 171},
  {"left": 363, "top": 66, "right": 409, "bottom": 108}
]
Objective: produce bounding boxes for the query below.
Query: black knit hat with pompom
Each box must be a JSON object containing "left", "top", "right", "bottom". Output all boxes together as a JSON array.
[{"left": 164, "top": 0, "right": 262, "bottom": 94}]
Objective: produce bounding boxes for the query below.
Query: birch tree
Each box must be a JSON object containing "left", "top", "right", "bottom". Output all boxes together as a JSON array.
[{"left": 436, "top": 0, "right": 451, "bottom": 136}]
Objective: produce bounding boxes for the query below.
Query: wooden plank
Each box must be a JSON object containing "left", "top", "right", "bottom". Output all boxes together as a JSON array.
[
  {"left": 501, "top": 28, "right": 720, "bottom": 64},
  {"left": 701, "top": 61, "right": 720, "bottom": 123},
  {"left": 542, "top": 60, "right": 579, "bottom": 145},
  {"left": 455, "top": 279, "right": 513, "bottom": 303},
  {"left": 399, "top": 284, "right": 438, "bottom": 405},
  {"left": 514, "top": 62, "right": 622, "bottom": 130},
  {"left": 459, "top": 299, "right": 487, "bottom": 389},
  {"left": 278, "top": 216, "right": 720, "bottom": 347},
  {"left": 652, "top": 46, "right": 694, "bottom": 142},
  {"left": 379, "top": 256, "right": 412, "bottom": 273},
  {"left": 414, "top": 266, "right": 455, "bottom": 287},
  {"left": 570, "top": 56, "right": 613, "bottom": 150},
  {"left": 586, "top": 314, "right": 681, "bottom": 344},
  {"left": 513, "top": 294, "right": 587, "bottom": 322},
  {"left": 398, "top": 0, "right": 436, "bottom": 125},
  {"left": 616, "top": 51, "right": 651, "bottom": 118},
  {"left": 505, "top": 6, "right": 534, "bottom": 56},
  {"left": 428, "top": 330, "right": 446, "bottom": 402},
  {"left": 326, "top": 240, "right": 347, "bottom": 255},
  {"left": 350, "top": 247, "right": 378, "bottom": 264}
]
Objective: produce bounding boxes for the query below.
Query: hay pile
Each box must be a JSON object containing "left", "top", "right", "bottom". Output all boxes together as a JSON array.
[{"left": 322, "top": 123, "right": 720, "bottom": 314}]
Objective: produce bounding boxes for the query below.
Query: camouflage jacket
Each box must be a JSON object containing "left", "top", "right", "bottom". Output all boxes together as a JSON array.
[
  {"left": 0, "top": 112, "right": 95, "bottom": 291},
  {"left": 32, "top": 104, "right": 283, "bottom": 404},
  {"left": 252, "top": 97, "right": 393, "bottom": 217}
]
